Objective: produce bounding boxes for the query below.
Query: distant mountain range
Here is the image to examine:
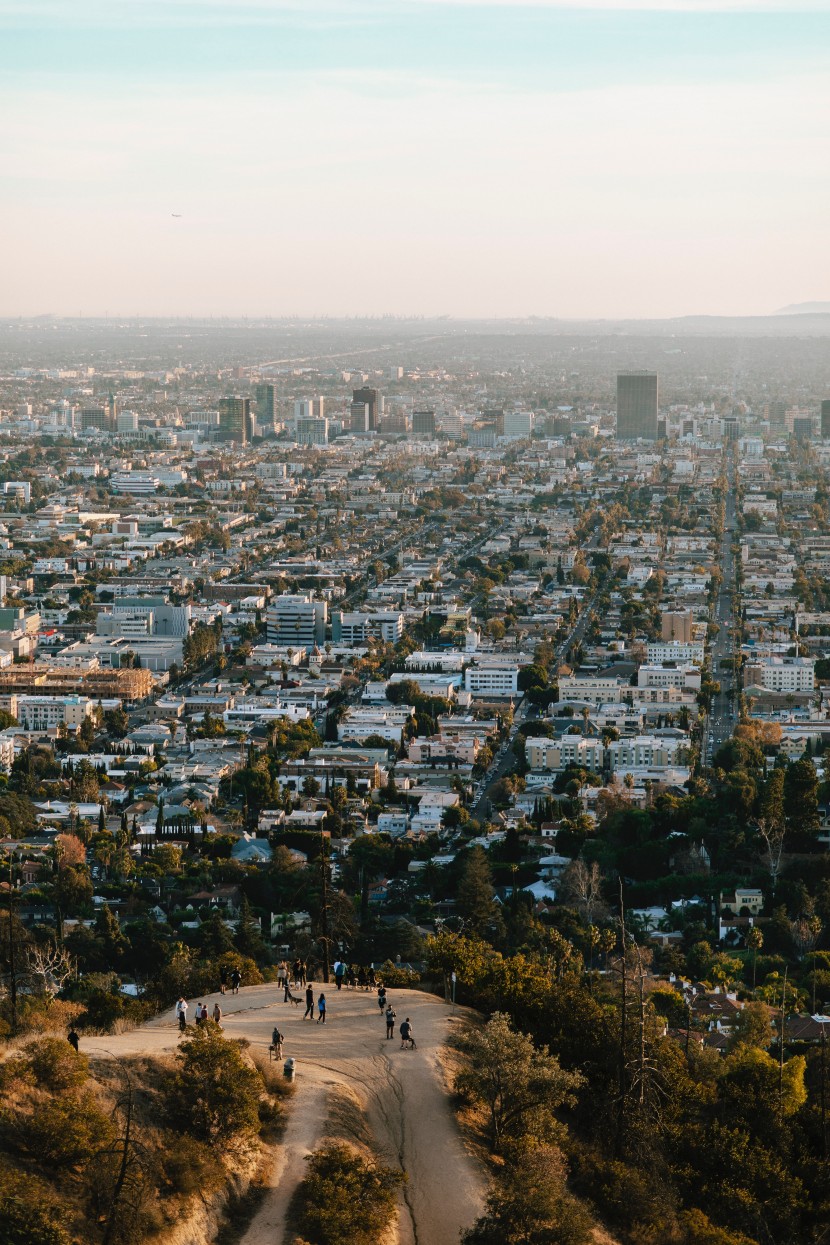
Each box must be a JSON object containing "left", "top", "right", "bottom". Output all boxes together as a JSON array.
[{"left": 776, "top": 302, "right": 830, "bottom": 315}]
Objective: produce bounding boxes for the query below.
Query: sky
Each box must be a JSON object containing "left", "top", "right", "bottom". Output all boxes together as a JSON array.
[{"left": 1, "top": 0, "right": 829, "bottom": 319}]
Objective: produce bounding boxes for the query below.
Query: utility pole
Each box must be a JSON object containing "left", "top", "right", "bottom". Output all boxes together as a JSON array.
[
  {"left": 319, "top": 830, "right": 330, "bottom": 984},
  {"left": 7, "top": 852, "right": 17, "bottom": 1033}
]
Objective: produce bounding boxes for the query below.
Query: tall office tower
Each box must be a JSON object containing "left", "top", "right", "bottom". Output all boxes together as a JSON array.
[
  {"left": 218, "top": 397, "right": 252, "bottom": 444},
  {"left": 80, "top": 406, "right": 110, "bottom": 431},
  {"left": 107, "top": 393, "right": 117, "bottom": 429},
  {"left": 255, "top": 383, "right": 278, "bottom": 431},
  {"left": 768, "top": 400, "right": 787, "bottom": 427},
  {"left": 616, "top": 372, "right": 658, "bottom": 440},
  {"left": 793, "top": 416, "right": 814, "bottom": 443},
  {"left": 350, "top": 401, "right": 371, "bottom": 433},
  {"left": 353, "top": 386, "right": 381, "bottom": 430},
  {"left": 821, "top": 400, "right": 830, "bottom": 438},
  {"left": 412, "top": 409, "right": 436, "bottom": 438},
  {"left": 296, "top": 417, "right": 329, "bottom": 445}
]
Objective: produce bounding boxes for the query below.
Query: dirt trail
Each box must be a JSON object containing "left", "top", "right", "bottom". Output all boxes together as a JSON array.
[{"left": 83, "top": 984, "right": 486, "bottom": 1245}]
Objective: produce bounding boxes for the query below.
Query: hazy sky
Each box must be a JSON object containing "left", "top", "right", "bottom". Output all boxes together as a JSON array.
[{"left": 1, "top": 0, "right": 829, "bottom": 319}]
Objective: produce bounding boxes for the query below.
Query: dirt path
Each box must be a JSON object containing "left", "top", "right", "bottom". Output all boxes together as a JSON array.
[{"left": 83, "top": 984, "right": 486, "bottom": 1245}]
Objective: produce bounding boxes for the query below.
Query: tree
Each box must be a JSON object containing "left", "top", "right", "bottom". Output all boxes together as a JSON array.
[
  {"left": 164, "top": 1023, "right": 261, "bottom": 1147},
  {"left": 457, "top": 847, "right": 504, "bottom": 938},
  {"left": 746, "top": 926, "right": 764, "bottom": 989},
  {"left": 290, "top": 1142, "right": 404, "bottom": 1245},
  {"left": 462, "top": 1145, "right": 592, "bottom": 1245},
  {"left": 234, "top": 895, "right": 266, "bottom": 961},
  {"left": 784, "top": 758, "right": 819, "bottom": 841},
  {"left": 456, "top": 1013, "right": 583, "bottom": 1152}
]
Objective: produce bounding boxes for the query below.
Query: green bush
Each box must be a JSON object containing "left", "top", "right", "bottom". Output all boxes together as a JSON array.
[
  {"left": 376, "top": 960, "right": 420, "bottom": 989},
  {"left": 289, "top": 1142, "right": 403, "bottom": 1245},
  {"left": 163, "top": 1023, "right": 262, "bottom": 1149}
]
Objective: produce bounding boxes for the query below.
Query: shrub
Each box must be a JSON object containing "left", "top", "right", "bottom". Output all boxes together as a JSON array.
[
  {"left": 24, "top": 1038, "right": 89, "bottom": 1092},
  {"left": 376, "top": 960, "right": 420, "bottom": 989},
  {"left": 289, "top": 1142, "right": 403, "bottom": 1245},
  {"left": 0, "top": 1165, "right": 72, "bottom": 1245},
  {"left": 163, "top": 1022, "right": 262, "bottom": 1148}
]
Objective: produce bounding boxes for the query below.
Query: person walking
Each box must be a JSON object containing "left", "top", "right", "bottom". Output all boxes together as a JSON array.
[
  {"left": 219, "top": 966, "right": 228, "bottom": 995},
  {"left": 303, "top": 983, "right": 315, "bottom": 1020},
  {"left": 272, "top": 1026, "right": 284, "bottom": 1060},
  {"left": 377, "top": 984, "right": 387, "bottom": 1012},
  {"left": 212, "top": 1002, "right": 223, "bottom": 1027},
  {"left": 230, "top": 968, "right": 242, "bottom": 995},
  {"left": 400, "top": 1017, "right": 415, "bottom": 1049},
  {"left": 357, "top": 966, "right": 367, "bottom": 991},
  {"left": 201, "top": 1003, "right": 209, "bottom": 1024},
  {"left": 176, "top": 998, "right": 188, "bottom": 1031},
  {"left": 292, "top": 959, "right": 301, "bottom": 987},
  {"left": 299, "top": 960, "right": 308, "bottom": 986},
  {"left": 277, "top": 960, "right": 286, "bottom": 991},
  {"left": 385, "top": 1004, "right": 396, "bottom": 1040},
  {"left": 334, "top": 960, "right": 345, "bottom": 991},
  {"left": 68, "top": 1028, "right": 79, "bottom": 1052},
  {"left": 283, "top": 973, "right": 292, "bottom": 1003},
  {"left": 317, "top": 992, "right": 327, "bottom": 1024}
]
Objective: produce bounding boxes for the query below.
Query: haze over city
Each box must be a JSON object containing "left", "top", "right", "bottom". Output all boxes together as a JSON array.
[{"left": 2, "top": 0, "right": 829, "bottom": 320}]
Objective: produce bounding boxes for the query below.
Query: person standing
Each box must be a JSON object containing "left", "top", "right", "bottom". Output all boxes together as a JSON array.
[
  {"left": 377, "top": 985, "right": 387, "bottom": 1012},
  {"left": 219, "top": 966, "right": 228, "bottom": 995},
  {"left": 201, "top": 1003, "right": 209, "bottom": 1024},
  {"left": 303, "top": 983, "right": 315, "bottom": 1020},
  {"left": 299, "top": 960, "right": 307, "bottom": 986},
  {"left": 213, "top": 1002, "right": 223, "bottom": 1027},
  {"left": 385, "top": 1005, "right": 396, "bottom": 1040},
  {"left": 283, "top": 973, "right": 292, "bottom": 1003},
  {"left": 176, "top": 998, "right": 188, "bottom": 1031},
  {"left": 334, "top": 960, "right": 345, "bottom": 991},
  {"left": 317, "top": 993, "right": 327, "bottom": 1024},
  {"left": 230, "top": 968, "right": 242, "bottom": 995},
  {"left": 195, "top": 1003, "right": 203, "bottom": 1027},
  {"left": 68, "top": 1028, "right": 79, "bottom": 1052},
  {"left": 292, "top": 959, "right": 301, "bottom": 987},
  {"left": 272, "top": 1026, "right": 284, "bottom": 1059},
  {"left": 400, "top": 1017, "right": 415, "bottom": 1049},
  {"left": 277, "top": 960, "right": 286, "bottom": 992}
]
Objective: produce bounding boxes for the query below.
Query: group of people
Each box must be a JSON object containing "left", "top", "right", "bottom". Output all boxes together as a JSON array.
[
  {"left": 376, "top": 983, "right": 416, "bottom": 1048},
  {"left": 276, "top": 960, "right": 308, "bottom": 989},
  {"left": 331, "top": 960, "right": 378, "bottom": 991},
  {"left": 301, "top": 983, "right": 327, "bottom": 1023},
  {"left": 219, "top": 966, "right": 243, "bottom": 995},
  {"left": 175, "top": 997, "right": 222, "bottom": 1032}
]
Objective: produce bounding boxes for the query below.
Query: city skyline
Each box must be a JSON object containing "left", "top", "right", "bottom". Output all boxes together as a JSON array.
[{"left": 2, "top": 0, "right": 829, "bottom": 319}]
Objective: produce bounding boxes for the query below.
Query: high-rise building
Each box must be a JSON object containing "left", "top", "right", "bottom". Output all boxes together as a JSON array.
[
  {"left": 266, "top": 595, "right": 327, "bottom": 651},
  {"left": 793, "top": 416, "right": 814, "bottom": 443},
  {"left": 218, "top": 397, "right": 252, "bottom": 444},
  {"left": 79, "top": 406, "right": 110, "bottom": 432},
  {"left": 821, "top": 400, "right": 830, "bottom": 438},
  {"left": 296, "top": 417, "right": 329, "bottom": 445},
  {"left": 353, "top": 386, "right": 381, "bottom": 431},
  {"left": 350, "top": 402, "right": 371, "bottom": 434},
  {"left": 616, "top": 372, "right": 658, "bottom": 440},
  {"left": 503, "top": 411, "right": 533, "bottom": 440},
  {"left": 412, "top": 409, "right": 436, "bottom": 438},
  {"left": 255, "top": 383, "right": 278, "bottom": 431}
]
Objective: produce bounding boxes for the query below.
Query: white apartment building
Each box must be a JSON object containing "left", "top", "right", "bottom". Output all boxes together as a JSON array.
[
  {"left": 743, "top": 656, "right": 815, "bottom": 693},
  {"left": 333, "top": 610, "right": 404, "bottom": 646},
  {"left": 526, "top": 736, "right": 605, "bottom": 773},
  {"left": 646, "top": 641, "right": 705, "bottom": 665},
  {"left": 558, "top": 675, "right": 626, "bottom": 704},
  {"left": 637, "top": 664, "right": 701, "bottom": 691},
  {"left": 464, "top": 664, "right": 519, "bottom": 697},
  {"left": 338, "top": 706, "right": 412, "bottom": 744},
  {"left": 607, "top": 735, "right": 688, "bottom": 770},
  {"left": 502, "top": 411, "right": 534, "bottom": 440},
  {"left": 266, "top": 595, "right": 327, "bottom": 651},
  {"left": 15, "top": 695, "right": 96, "bottom": 732}
]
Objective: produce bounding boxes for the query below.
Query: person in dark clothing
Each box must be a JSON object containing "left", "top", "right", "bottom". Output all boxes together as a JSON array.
[
  {"left": 219, "top": 966, "right": 228, "bottom": 995},
  {"left": 283, "top": 975, "right": 292, "bottom": 1003},
  {"left": 377, "top": 985, "right": 387, "bottom": 1012},
  {"left": 303, "top": 984, "right": 315, "bottom": 1019},
  {"left": 68, "top": 1029, "right": 79, "bottom": 1052},
  {"left": 367, "top": 967, "right": 377, "bottom": 988},
  {"left": 272, "top": 1027, "right": 284, "bottom": 1059},
  {"left": 317, "top": 993, "right": 327, "bottom": 1024},
  {"left": 400, "top": 1018, "right": 415, "bottom": 1049},
  {"left": 299, "top": 961, "right": 308, "bottom": 986},
  {"left": 230, "top": 969, "right": 242, "bottom": 995},
  {"left": 385, "top": 1005, "right": 396, "bottom": 1040},
  {"left": 334, "top": 961, "right": 345, "bottom": 991}
]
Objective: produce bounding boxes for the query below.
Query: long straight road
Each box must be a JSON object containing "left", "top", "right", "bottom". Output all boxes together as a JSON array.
[{"left": 704, "top": 451, "right": 739, "bottom": 765}]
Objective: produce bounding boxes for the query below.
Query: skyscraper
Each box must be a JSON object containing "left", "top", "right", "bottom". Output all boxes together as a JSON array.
[
  {"left": 616, "top": 372, "right": 658, "bottom": 440},
  {"left": 352, "top": 386, "right": 381, "bottom": 431},
  {"left": 255, "top": 383, "right": 278, "bottom": 432},
  {"left": 821, "top": 400, "right": 830, "bottom": 438},
  {"left": 350, "top": 401, "right": 370, "bottom": 433},
  {"left": 412, "top": 409, "right": 436, "bottom": 438},
  {"left": 218, "top": 397, "right": 252, "bottom": 444}
]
